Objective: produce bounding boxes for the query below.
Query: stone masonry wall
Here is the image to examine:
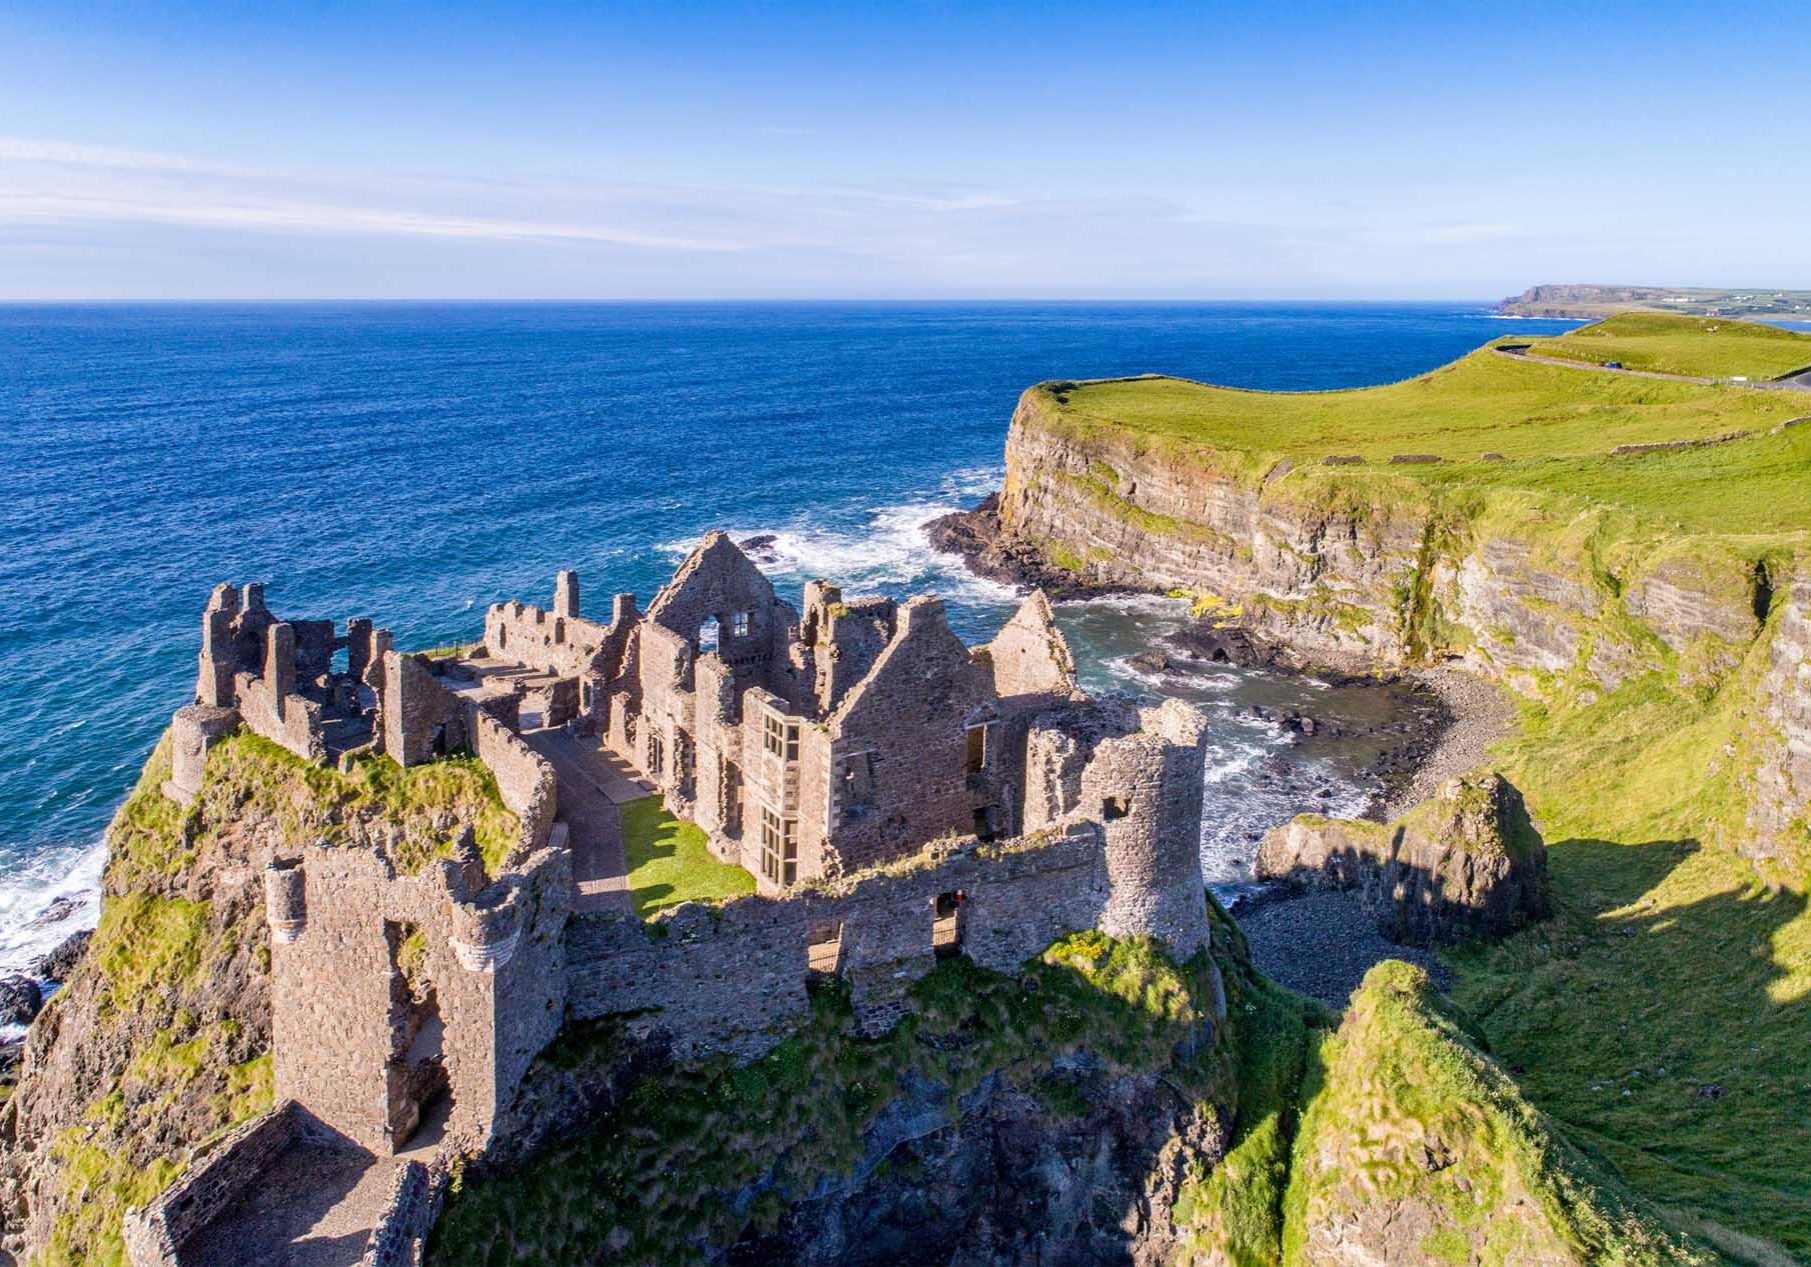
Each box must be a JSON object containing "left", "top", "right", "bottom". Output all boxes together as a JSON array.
[
  {"left": 565, "top": 824, "right": 1111, "bottom": 1060},
  {"left": 268, "top": 841, "right": 569, "bottom": 1156},
  {"left": 1082, "top": 698, "right": 1213, "bottom": 956},
  {"left": 120, "top": 1101, "right": 301, "bottom": 1266},
  {"left": 468, "top": 708, "right": 558, "bottom": 859},
  {"left": 819, "top": 597, "right": 1000, "bottom": 876}
]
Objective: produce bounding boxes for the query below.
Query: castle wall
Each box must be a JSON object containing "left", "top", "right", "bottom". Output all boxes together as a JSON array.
[
  {"left": 1083, "top": 699, "right": 1212, "bottom": 956},
  {"left": 121, "top": 1102, "right": 302, "bottom": 1266},
  {"left": 234, "top": 659, "right": 326, "bottom": 764},
  {"left": 382, "top": 652, "right": 467, "bottom": 767},
  {"left": 161, "top": 704, "right": 239, "bottom": 807},
  {"left": 564, "top": 824, "right": 1110, "bottom": 1060},
  {"left": 468, "top": 708, "right": 558, "bottom": 858}
]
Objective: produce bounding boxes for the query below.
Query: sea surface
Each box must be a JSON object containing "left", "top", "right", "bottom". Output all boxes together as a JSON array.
[{"left": 0, "top": 301, "right": 1583, "bottom": 978}]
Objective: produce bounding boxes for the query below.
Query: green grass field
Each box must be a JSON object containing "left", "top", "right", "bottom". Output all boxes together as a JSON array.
[
  {"left": 620, "top": 794, "right": 755, "bottom": 919},
  {"left": 1517, "top": 312, "right": 1811, "bottom": 381},
  {"left": 1042, "top": 327, "right": 1811, "bottom": 535}
]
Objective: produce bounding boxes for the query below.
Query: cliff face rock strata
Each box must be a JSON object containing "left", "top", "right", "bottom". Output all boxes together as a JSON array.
[
  {"left": 983, "top": 387, "right": 1807, "bottom": 882},
  {"left": 1749, "top": 567, "right": 1811, "bottom": 878},
  {"left": 1255, "top": 771, "right": 1549, "bottom": 946}
]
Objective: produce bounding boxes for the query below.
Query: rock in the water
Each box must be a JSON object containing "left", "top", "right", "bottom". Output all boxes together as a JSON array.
[
  {"left": 1255, "top": 770, "right": 1548, "bottom": 946},
  {"left": 0, "top": 975, "right": 43, "bottom": 1025},
  {"left": 35, "top": 929, "right": 92, "bottom": 982}
]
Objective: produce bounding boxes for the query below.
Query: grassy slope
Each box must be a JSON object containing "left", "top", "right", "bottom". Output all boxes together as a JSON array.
[
  {"left": 1285, "top": 961, "right": 1707, "bottom": 1266},
  {"left": 1045, "top": 341, "right": 1810, "bottom": 535},
  {"left": 620, "top": 795, "right": 755, "bottom": 919},
  {"left": 1036, "top": 326, "right": 1810, "bottom": 1260},
  {"left": 1520, "top": 313, "right": 1811, "bottom": 380},
  {"left": 1452, "top": 667, "right": 1811, "bottom": 1264}
]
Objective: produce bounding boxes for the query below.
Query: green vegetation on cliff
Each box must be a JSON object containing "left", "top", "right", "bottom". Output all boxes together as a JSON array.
[
  {"left": 1452, "top": 661, "right": 1811, "bottom": 1263},
  {"left": 1516, "top": 312, "right": 1811, "bottom": 381},
  {"left": 1038, "top": 319, "right": 1810, "bottom": 535},
  {"left": 1286, "top": 961, "right": 1706, "bottom": 1266},
  {"left": 621, "top": 794, "right": 756, "bottom": 919}
]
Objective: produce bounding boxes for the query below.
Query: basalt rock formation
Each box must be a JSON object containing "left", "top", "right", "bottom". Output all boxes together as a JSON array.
[{"left": 1255, "top": 770, "right": 1549, "bottom": 946}]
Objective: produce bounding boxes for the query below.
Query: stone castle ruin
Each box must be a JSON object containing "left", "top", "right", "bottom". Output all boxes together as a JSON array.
[{"left": 124, "top": 534, "right": 1219, "bottom": 1265}]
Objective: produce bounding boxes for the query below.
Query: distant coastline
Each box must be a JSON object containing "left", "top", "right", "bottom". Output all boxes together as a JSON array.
[{"left": 1500, "top": 282, "right": 1811, "bottom": 320}]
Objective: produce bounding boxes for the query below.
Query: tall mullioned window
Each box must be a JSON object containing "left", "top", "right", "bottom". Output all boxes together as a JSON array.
[
  {"left": 761, "top": 806, "right": 798, "bottom": 885},
  {"left": 763, "top": 712, "right": 799, "bottom": 761}
]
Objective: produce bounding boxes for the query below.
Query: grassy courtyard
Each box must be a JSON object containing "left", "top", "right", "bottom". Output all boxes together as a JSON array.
[{"left": 620, "top": 794, "right": 755, "bottom": 919}]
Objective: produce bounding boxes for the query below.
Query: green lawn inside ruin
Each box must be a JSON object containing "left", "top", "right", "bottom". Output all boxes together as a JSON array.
[{"left": 620, "top": 794, "right": 755, "bottom": 919}]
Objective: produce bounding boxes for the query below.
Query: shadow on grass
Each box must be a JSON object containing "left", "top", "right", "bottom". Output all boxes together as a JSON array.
[{"left": 1450, "top": 835, "right": 1811, "bottom": 1262}]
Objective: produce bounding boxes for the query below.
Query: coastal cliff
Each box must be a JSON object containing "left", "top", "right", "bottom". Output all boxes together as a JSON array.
[{"left": 959, "top": 366, "right": 1809, "bottom": 887}]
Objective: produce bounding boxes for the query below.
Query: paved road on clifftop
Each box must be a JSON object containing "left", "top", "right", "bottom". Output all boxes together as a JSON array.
[
  {"left": 1494, "top": 343, "right": 1811, "bottom": 391},
  {"left": 523, "top": 727, "right": 647, "bottom": 916}
]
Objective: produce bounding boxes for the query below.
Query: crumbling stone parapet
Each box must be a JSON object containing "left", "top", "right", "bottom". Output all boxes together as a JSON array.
[{"left": 448, "top": 888, "right": 523, "bottom": 973}]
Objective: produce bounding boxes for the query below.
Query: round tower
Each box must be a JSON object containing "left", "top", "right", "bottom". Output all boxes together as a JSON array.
[{"left": 1082, "top": 698, "right": 1211, "bottom": 957}]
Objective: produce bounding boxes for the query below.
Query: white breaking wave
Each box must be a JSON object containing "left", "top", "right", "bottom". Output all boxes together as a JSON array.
[
  {"left": 0, "top": 836, "right": 105, "bottom": 978},
  {"left": 662, "top": 481, "right": 1019, "bottom": 610}
]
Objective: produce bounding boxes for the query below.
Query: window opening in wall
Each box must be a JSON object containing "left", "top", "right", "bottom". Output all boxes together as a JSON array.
[
  {"left": 761, "top": 807, "right": 798, "bottom": 885},
  {"left": 698, "top": 615, "right": 721, "bottom": 653},
  {"left": 972, "top": 805, "right": 1000, "bottom": 842},
  {"left": 965, "top": 722, "right": 989, "bottom": 774},
  {"left": 806, "top": 922, "right": 844, "bottom": 979},
  {"left": 386, "top": 920, "right": 447, "bottom": 1147},
  {"left": 932, "top": 891, "right": 966, "bottom": 957},
  {"left": 733, "top": 609, "right": 752, "bottom": 639},
  {"left": 675, "top": 729, "right": 696, "bottom": 800},
  {"left": 1102, "top": 795, "right": 1130, "bottom": 820},
  {"left": 722, "top": 758, "right": 743, "bottom": 833},
  {"left": 648, "top": 732, "right": 665, "bottom": 777}
]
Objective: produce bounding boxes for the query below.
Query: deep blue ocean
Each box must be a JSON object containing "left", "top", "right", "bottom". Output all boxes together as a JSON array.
[{"left": 0, "top": 301, "right": 1582, "bottom": 974}]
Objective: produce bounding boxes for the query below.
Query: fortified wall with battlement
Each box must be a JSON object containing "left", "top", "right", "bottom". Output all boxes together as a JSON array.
[{"left": 126, "top": 535, "right": 1219, "bottom": 1266}]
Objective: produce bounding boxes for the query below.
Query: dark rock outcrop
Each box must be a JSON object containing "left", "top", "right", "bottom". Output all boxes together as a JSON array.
[
  {"left": 925, "top": 495, "right": 1115, "bottom": 600},
  {"left": 1255, "top": 771, "right": 1549, "bottom": 946},
  {"left": 34, "top": 930, "right": 92, "bottom": 983},
  {"left": 0, "top": 977, "right": 41, "bottom": 1026}
]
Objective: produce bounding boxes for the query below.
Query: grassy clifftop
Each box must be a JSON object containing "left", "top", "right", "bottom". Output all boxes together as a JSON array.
[
  {"left": 1035, "top": 329, "right": 1810, "bottom": 536},
  {"left": 1516, "top": 313, "right": 1811, "bottom": 381}
]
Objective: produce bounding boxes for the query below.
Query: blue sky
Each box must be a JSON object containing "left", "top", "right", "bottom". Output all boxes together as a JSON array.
[{"left": 2, "top": 0, "right": 1808, "bottom": 300}]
